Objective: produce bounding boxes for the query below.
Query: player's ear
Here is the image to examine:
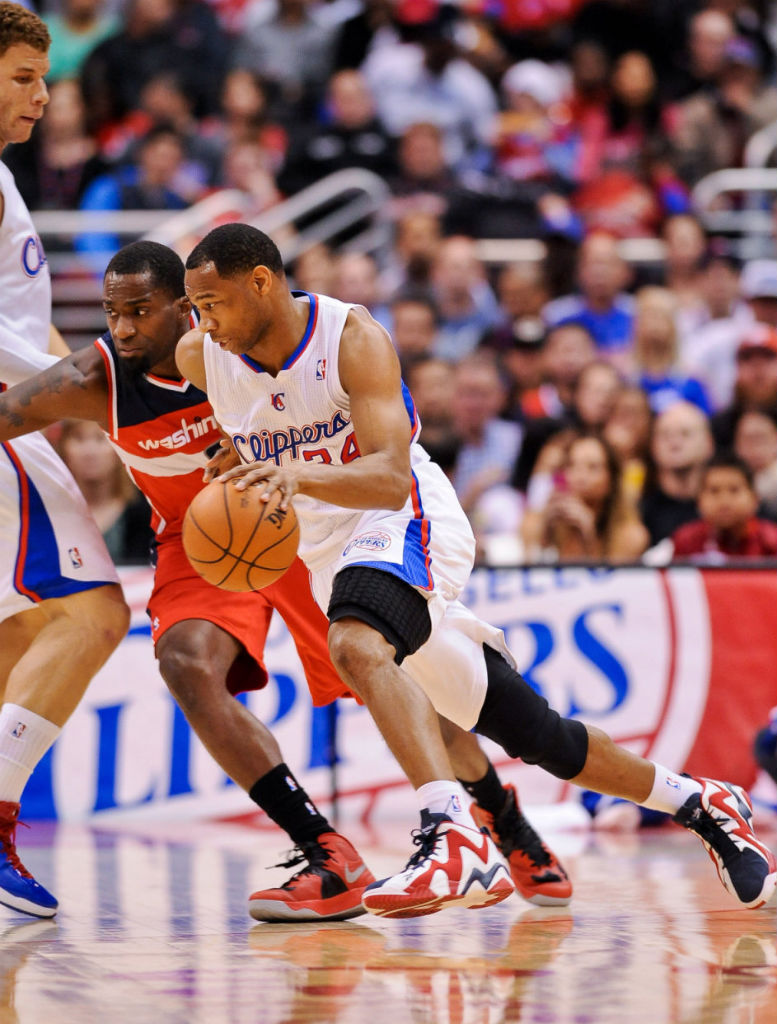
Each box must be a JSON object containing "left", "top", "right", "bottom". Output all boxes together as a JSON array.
[
  {"left": 251, "top": 264, "right": 273, "bottom": 296},
  {"left": 175, "top": 296, "right": 192, "bottom": 318}
]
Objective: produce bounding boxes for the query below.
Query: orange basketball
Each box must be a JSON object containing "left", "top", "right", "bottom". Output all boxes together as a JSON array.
[{"left": 182, "top": 480, "right": 299, "bottom": 592}]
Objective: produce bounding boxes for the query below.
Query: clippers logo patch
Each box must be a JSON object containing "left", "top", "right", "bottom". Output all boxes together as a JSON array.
[
  {"left": 68, "top": 547, "right": 83, "bottom": 569},
  {"left": 316, "top": 359, "right": 327, "bottom": 381},
  {"left": 343, "top": 531, "right": 392, "bottom": 556},
  {"left": 271, "top": 393, "right": 286, "bottom": 411},
  {"left": 21, "top": 235, "right": 47, "bottom": 278}
]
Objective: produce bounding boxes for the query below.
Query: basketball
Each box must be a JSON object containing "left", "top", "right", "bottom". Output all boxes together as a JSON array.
[{"left": 182, "top": 480, "right": 299, "bottom": 592}]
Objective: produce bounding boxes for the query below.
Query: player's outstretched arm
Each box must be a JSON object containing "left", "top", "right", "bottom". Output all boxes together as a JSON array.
[{"left": 0, "top": 346, "right": 109, "bottom": 440}]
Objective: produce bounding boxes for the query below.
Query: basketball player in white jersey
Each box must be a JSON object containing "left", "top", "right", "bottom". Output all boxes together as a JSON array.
[
  {"left": 0, "top": 3, "right": 129, "bottom": 917},
  {"left": 178, "top": 223, "right": 776, "bottom": 920}
]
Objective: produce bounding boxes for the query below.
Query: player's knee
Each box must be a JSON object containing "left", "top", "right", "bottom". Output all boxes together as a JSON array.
[
  {"left": 327, "top": 619, "right": 393, "bottom": 698},
  {"left": 157, "top": 646, "right": 216, "bottom": 712},
  {"left": 474, "top": 645, "right": 588, "bottom": 780},
  {"left": 74, "top": 585, "right": 130, "bottom": 654}
]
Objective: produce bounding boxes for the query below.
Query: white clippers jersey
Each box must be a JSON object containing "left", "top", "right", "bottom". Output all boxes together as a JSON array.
[
  {"left": 0, "top": 161, "right": 50, "bottom": 377},
  {"left": 0, "top": 162, "right": 117, "bottom": 620},
  {"left": 203, "top": 291, "right": 435, "bottom": 572}
]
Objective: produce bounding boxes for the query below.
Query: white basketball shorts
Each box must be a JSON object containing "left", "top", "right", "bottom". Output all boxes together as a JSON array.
[{"left": 0, "top": 434, "right": 120, "bottom": 624}]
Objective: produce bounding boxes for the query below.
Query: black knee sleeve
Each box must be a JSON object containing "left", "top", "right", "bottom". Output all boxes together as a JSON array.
[
  {"left": 328, "top": 566, "right": 432, "bottom": 664},
  {"left": 474, "top": 644, "right": 588, "bottom": 780}
]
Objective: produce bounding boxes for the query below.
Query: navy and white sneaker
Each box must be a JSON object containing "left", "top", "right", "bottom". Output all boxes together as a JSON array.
[
  {"left": 0, "top": 802, "right": 57, "bottom": 918},
  {"left": 673, "top": 777, "right": 777, "bottom": 909},
  {"left": 362, "top": 810, "right": 514, "bottom": 919}
]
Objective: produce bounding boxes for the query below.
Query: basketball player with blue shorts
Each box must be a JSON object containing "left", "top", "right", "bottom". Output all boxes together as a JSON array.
[
  {"left": 0, "top": 4, "right": 129, "bottom": 917},
  {"left": 179, "top": 223, "right": 777, "bottom": 919}
]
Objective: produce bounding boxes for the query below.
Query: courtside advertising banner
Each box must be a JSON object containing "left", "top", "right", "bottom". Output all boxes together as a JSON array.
[{"left": 21, "top": 566, "right": 777, "bottom": 821}]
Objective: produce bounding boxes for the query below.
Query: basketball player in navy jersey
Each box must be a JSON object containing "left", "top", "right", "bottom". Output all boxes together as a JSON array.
[
  {"left": 179, "top": 223, "right": 776, "bottom": 919},
  {"left": 0, "top": 3, "right": 129, "bottom": 918},
  {"left": 0, "top": 240, "right": 571, "bottom": 917}
]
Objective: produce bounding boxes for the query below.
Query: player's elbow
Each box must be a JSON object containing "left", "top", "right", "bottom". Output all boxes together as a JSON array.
[{"left": 384, "top": 470, "right": 411, "bottom": 510}]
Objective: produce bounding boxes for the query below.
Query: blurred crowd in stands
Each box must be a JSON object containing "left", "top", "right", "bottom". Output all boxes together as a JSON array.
[{"left": 9, "top": 0, "right": 777, "bottom": 566}]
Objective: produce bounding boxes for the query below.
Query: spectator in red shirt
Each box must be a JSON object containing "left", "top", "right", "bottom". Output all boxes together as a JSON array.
[{"left": 671, "top": 452, "right": 777, "bottom": 561}]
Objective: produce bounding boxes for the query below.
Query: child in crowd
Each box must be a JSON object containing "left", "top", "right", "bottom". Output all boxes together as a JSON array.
[{"left": 670, "top": 452, "right": 777, "bottom": 560}]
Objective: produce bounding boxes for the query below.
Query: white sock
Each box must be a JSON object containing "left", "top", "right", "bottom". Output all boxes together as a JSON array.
[
  {"left": 416, "top": 780, "right": 474, "bottom": 827},
  {"left": 640, "top": 763, "right": 702, "bottom": 815},
  {"left": 0, "top": 704, "right": 61, "bottom": 804}
]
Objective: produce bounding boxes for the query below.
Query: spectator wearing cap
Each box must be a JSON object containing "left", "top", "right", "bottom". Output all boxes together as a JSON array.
[
  {"left": 493, "top": 59, "right": 581, "bottom": 193},
  {"left": 629, "top": 286, "right": 711, "bottom": 415},
  {"left": 543, "top": 231, "right": 635, "bottom": 356},
  {"left": 668, "top": 453, "right": 777, "bottom": 562},
  {"left": 710, "top": 324, "right": 777, "bottom": 451},
  {"left": 483, "top": 317, "right": 547, "bottom": 424},
  {"left": 684, "top": 259, "right": 777, "bottom": 411}
]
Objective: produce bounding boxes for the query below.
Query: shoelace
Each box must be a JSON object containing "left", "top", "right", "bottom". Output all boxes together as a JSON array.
[
  {"left": 0, "top": 816, "right": 30, "bottom": 877},
  {"left": 495, "top": 796, "right": 552, "bottom": 868},
  {"left": 682, "top": 805, "right": 727, "bottom": 850},
  {"left": 270, "top": 841, "right": 329, "bottom": 888},
  {"left": 403, "top": 823, "right": 444, "bottom": 870}
]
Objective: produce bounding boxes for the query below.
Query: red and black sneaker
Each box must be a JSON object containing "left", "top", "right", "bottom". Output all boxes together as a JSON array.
[
  {"left": 470, "top": 784, "right": 572, "bottom": 907},
  {"left": 249, "top": 832, "right": 375, "bottom": 922}
]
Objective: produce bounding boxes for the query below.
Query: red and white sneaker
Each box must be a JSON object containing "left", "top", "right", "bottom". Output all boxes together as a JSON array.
[
  {"left": 673, "top": 776, "right": 777, "bottom": 909},
  {"left": 470, "top": 784, "right": 572, "bottom": 906},
  {"left": 249, "top": 832, "right": 375, "bottom": 922},
  {"left": 362, "top": 810, "right": 514, "bottom": 919}
]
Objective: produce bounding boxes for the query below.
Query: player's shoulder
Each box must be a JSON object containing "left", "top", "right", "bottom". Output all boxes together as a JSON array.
[
  {"left": 341, "top": 303, "right": 393, "bottom": 349},
  {"left": 177, "top": 327, "right": 206, "bottom": 358}
]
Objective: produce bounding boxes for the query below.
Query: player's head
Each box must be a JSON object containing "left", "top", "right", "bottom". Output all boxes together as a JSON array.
[
  {"left": 698, "top": 451, "right": 758, "bottom": 533},
  {"left": 0, "top": 3, "right": 50, "bottom": 148},
  {"left": 184, "top": 223, "right": 286, "bottom": 354},
  {"left": 103, "top": 241, "right": 191, "bottom": 376},
  {"left": 187, "top": 223, "right": 284, "bottom": 279}
]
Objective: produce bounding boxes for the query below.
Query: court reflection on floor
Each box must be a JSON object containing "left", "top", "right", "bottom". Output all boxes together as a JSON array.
[{"left": 0, "top": 821, "right": 773, "bottom": 1023}]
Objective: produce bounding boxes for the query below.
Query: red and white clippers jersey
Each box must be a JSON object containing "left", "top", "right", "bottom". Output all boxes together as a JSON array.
[{"left": 95, "top": 331, "right": 221, "bottom": 539}]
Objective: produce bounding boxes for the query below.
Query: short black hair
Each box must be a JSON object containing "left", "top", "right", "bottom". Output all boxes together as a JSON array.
[
  {"left": 185, "top": 223, "right": 284, "bottom": 278},
  {"left": 104, "top": 241, "right": 185, "bottom": 298},
  {"left": 702, "top": 451, "right": 755, "bottom": 490}
]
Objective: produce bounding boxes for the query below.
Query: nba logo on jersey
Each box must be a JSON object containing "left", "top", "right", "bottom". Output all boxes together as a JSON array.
[
  {"left": 11, "top": 723, "right": 26, "bottom": 739},
  {"left": 271, "top": 393, "right": 286, "bottom": 411},
  {"left": 68, "top": 547, "right": 83, "bottom": 569},
  {"left": 316, "top": 359, "right": 327, "bottom": 381}
]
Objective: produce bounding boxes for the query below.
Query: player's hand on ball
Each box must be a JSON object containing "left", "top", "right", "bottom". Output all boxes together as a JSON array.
[{"left": 219, "top": 462, "right": 299, "bottom": 509}]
